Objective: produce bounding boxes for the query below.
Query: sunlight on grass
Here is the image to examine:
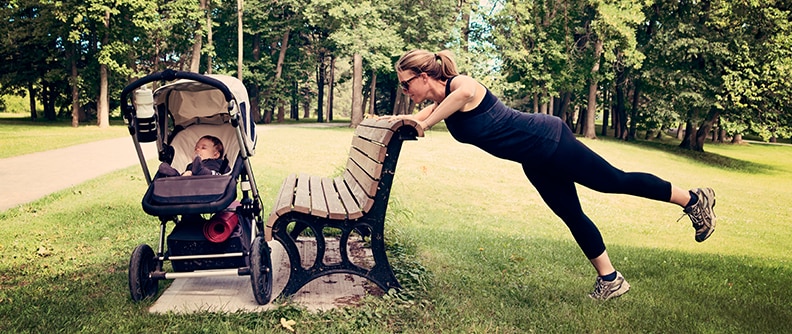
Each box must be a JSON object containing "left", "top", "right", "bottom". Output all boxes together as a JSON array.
[{"left": 0, "top": 116, "right": 128, "bottom": 158}]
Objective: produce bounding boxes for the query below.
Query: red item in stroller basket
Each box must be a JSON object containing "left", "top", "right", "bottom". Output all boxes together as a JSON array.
[{"left": 204, "top": 211, "right": 239, "bottom": 243}]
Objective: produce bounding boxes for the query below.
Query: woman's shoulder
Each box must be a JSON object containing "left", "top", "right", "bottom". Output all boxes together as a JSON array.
[{"left": 447, "top": 75, "right": 482, "bottom": 89}]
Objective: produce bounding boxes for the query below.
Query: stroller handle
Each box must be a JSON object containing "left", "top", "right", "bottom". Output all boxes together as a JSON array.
[{"left": 120, "top": 69, "right": 235, "bottom": 120}]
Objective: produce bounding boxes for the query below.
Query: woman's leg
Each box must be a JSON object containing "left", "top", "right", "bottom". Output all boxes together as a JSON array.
[
  {"left": 548, "top": 126, "right": 715, "bottom": 242},
  {"left": 550, "top": 127, "right": 673, "bottom": 202},
  {"left": 522, "top": 165, "right": 608, "bottom": 262},
  {"left": 523, "top": 153, "right": 630, "bottom": 299}
]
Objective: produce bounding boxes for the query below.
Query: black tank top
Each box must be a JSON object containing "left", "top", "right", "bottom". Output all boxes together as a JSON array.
[{"left": 443, "top": 76, "right": 563, "bottom": 163}]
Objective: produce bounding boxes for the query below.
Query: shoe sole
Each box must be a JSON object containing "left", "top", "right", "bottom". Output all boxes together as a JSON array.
[{"left": 695, "top": 192, "right": 717, "bottom": 242}]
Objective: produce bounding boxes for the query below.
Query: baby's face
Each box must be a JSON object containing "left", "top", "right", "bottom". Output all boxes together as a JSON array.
[{"left": 194, "top": 138, "right": 220, "bottom": 160}]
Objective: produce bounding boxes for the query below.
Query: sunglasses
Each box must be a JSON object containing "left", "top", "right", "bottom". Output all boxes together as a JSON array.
[{"left": 400, "top": 74, "right": 421, "bottom": 91}]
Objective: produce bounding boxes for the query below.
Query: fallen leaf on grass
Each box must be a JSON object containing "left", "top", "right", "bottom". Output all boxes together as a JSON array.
[{"left": 280, "top": 317, "right": 296, "bottom": 332}]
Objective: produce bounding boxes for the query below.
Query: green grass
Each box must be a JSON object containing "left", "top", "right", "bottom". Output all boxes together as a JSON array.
[
  {"left": 0, "top": 114, "right": 128, "bottom": 158},
  {"left": 1, "top": 125, "right": 791, "bottom": 333}
]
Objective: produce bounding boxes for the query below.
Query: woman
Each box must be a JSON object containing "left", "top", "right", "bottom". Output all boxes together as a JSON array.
[{"left": 384, "top": 49, "right": 716, "bottom": 300}]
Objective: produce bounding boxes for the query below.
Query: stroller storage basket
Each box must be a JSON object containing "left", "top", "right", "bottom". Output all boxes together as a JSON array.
[{"left": 167, "top": 214, "right": 251, "bottom": 272}]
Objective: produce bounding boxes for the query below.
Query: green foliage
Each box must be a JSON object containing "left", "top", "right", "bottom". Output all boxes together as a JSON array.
[{"left": 1, "top": 0, "right": 791, "bottom": 145}]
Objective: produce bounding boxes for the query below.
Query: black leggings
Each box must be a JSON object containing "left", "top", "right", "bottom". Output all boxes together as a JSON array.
[{"left": 522, "top": 125, "right": 672, "bottom": 259}]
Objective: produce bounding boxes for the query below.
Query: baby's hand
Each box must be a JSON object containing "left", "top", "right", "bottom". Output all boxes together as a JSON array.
[{"left": 182, "top": 171, "right": 193, "bottom": 176}]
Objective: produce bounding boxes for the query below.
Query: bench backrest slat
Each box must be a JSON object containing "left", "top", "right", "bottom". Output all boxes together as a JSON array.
[
  {"left": 354, "top": 125, "right": 395, "bottom": 146},
  {"left": 346, "top": 148, "right": 382, "bottom": 193},
  {"left": 343, "top": 168, "right": 374, "bottom": 213},
  {"left": 334, "top": 176, "right": 363, "bottom": 219},
  {"left": 351, "top": 136, "right": 387, "bottom": 161}
]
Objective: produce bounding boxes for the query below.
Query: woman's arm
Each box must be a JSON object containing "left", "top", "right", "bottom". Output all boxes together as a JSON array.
[
  {"left": 379, "top": 103, "right": 436, "bottom": 122},
  {"left": 419, "top": 75, "right": 479, "bottom": 130},
  {"left": 412, "top": 103, "right": 436, "bottom": 121}
]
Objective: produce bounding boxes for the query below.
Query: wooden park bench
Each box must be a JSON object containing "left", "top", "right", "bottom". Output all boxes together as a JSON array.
[{"left": 264, "top": 118, "right": 424, "bottom": 298}]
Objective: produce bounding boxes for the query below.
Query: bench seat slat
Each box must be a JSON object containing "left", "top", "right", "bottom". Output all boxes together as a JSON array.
[
  {"left": 322, "top": 177, "right": 347, "bottom": 219},
  {"left": 293, "top": 172, "right": 311, "bottom": 214},
  {"left": 309, "top": 175, "right": 329, "bottom": 218},
  {"left": 272, "top": 173, "right": 297, "bottom": 216}
]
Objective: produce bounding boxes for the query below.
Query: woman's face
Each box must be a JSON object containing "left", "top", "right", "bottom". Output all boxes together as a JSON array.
[
  {"left": 194, "top": 138, "right": 220, "bottom": 160},
  {"left": 398, "top": 71, "right": 426, "bottom": 103}
]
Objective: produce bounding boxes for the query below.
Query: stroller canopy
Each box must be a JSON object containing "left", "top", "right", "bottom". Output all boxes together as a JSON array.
[{"left": 153, "top": 74, "right": 256, "bottom": 146}]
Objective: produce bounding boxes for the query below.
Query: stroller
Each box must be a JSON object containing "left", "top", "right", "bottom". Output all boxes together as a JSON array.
[{"left": 120, "top": 70, "right": 272, "bottom": 305}]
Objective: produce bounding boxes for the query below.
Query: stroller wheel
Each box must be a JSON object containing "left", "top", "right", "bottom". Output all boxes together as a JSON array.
[
  {"left": 129, "top": 244, "right": 160, "bottom": 301},
  {"left": 250, "top": 236, "right": 273, "bottom": 305}
]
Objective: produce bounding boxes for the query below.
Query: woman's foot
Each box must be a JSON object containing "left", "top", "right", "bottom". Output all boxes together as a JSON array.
[
  {"left": 589, "top": 271, "right": 630, "bottom": 300},
  {"left": 683, "top": 187, "right": 717, "bottom": 242}
]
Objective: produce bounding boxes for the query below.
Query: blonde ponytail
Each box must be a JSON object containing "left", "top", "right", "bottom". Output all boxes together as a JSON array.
[{"left": 396, "top": 49, "right": 459, "bottom": 80}]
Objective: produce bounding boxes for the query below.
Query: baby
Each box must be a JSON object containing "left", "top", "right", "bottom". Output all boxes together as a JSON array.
[{"left": 158, "top": 135, "right": 230, "bottom": 177}]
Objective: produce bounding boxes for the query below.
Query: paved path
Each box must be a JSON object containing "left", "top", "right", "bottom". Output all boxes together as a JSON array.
[
  {"left": 0, "top": 123, "right": 372, "bottom": 313},
  {"left": 0, "top": 137, "right": 158, "bottom": 211}
]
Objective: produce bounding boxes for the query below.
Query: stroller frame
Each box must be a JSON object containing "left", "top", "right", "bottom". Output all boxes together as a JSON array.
[{"left": 121, "top": 70, "right": 272, "bottom": 305}]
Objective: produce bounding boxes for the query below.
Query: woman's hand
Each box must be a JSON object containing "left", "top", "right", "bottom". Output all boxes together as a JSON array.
[{"left": 417, "top": 120, "right": 430, "bottom": 131}]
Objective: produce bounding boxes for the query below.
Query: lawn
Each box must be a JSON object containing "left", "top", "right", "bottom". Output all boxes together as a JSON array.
[
  {"left": 0, "top": 114, "right": 128, "bottom": 158},
  {"left": 0, "top": 124, "right": 790, "bottom": 333}
]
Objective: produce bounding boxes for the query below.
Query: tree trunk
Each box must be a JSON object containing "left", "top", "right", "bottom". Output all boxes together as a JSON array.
[
  {"left": 628, "top": 81, "right": 640, "bottom": 141},
  {"left": 539, "top": 87, "right": 548, "bottom": 114},
  {"left": 250, "top": 34, "right": 263, "bottom": 123},
  {"left": 532, "top": 92, "right": 539, "bottom": 113},
  {"left": 558, "top": 92, "right": 572, "bottom": 130},
  {"left": 316, "top": 52, "right": 327, "bottom": 122},
  {"left": 327, "top": 56, "right": 335, "bottom": 122},
  {"left": 70, "top": 44, "right": 79, "bottom": 127},
  {"left": 616, "top": 68, "right": 628, "bottom": 140},
  {"left": 676, "top": 122, "right": 685, "bottom": 140},
  {"left": 275, "top": 29, "right": 290, "bottom": 123},
  {"left": 731, "top": 133, "right": 743, "bottom": 144},
  {"left": 576, "top": 106, "right": 586, "bottom": 134},
  {"left": 692, "top": 108, "right": 720, "bottom": 151},
  {"left": 601, "top": 88, "right": 609, "bottom": 137},
  {"left": 679, "top": 119, "right": 697, "bottom": 150},
  {"left": 97, "top": 9, "right": 111, "bottom": 129},
  {"left": 368, "top": 71, "right": 377, "bottom": 115},
  {"left": 189, "top": 0, "right": 207, "bottom": 73},
  {"left": 391, "top": 87, "right": 403, "bottom": 115},
  {"left": 28, "top": 82, "right": 36, "bottom": 120},
  {"left": 584, "top": 39, "right": 603, "bottom": 139},
  {"left": 458, "top": 0, "right": 471, "bottom": 53},
  {"left": 236, "top": 0, "right": 243, "bottom": 80},
  {"left": 206, "top": 0, "right": 213, "bottom": 74},
  {"left": 351, "top": 53, "right": 363, "bottom": 127}
]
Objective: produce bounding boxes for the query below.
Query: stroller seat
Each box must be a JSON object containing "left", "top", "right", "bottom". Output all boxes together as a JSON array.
[{"left": 142, "top": 123, "right": 244, "bottom": 216}]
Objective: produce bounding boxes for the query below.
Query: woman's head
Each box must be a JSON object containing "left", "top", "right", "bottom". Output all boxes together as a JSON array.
[
  {"left": 395, "top": 49, "right": 459, "bottom": 87},
  {"left": 195, "top": 135, "right": 224, "bottom": 160}
]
